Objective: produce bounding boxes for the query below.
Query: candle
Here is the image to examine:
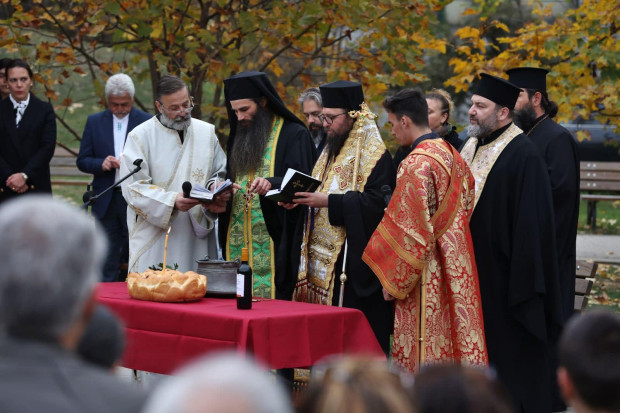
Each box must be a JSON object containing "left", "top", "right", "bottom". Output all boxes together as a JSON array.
[{"left": 162, "top": 225, "right": 171, "bottom": 275}]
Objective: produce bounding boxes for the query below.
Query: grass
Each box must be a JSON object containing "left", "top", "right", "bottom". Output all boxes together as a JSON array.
[
  {"left": 589, "top": 264, "right": 620, "bottom": 314},
  {"left": 577, "top": 199, "right": 620, "bottom": 234}
]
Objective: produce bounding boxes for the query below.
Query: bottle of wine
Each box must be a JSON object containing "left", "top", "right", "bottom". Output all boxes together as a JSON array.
[{"left": 236, "top": 247, "right": 252, "bottom": 310}]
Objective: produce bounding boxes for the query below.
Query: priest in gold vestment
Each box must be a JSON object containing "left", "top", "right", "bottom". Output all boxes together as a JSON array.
[
  {"left": 363, "top": 88, "right": 488, "bottom": 372},
  {"left": 289, "top": 81, "right": 396, "bottom": 354}
]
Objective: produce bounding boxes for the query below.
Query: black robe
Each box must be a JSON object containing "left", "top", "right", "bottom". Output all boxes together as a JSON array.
[
  {"left": 327, "top": 150, "right": 396, "bottom": 354},
  {"left": 527, "top": 116, "right": 580, "bottom": 321},
  {"left": 467, "top": 128, "right": 563, "bottom": 413},
  {"left": 218, "top": 119, "right": 316, "bottom": 300}
]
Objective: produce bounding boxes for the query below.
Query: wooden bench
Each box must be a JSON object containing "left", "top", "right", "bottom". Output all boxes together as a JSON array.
[
  {"left": 580, "top": 162, "right": 620, "bottom": 229},
  {"left": 574, "top": 260, "right": 597, "bottom": 312},
  {"left": 51, "top": 147, "right": 92, "bottom": 187}
]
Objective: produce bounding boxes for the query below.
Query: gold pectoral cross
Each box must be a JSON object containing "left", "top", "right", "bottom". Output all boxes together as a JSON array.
[{"left": 242, "top": 174, "right": 256, "bottom": 248}]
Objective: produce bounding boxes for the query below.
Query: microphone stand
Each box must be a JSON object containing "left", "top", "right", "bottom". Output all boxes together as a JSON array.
[{"left": 81, "top": 159, "right": 143, "bottom": 210}]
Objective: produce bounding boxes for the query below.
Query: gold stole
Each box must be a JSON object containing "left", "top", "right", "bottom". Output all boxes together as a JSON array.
[
  {"left": 226, "top": 116, "right": 283, "bottom": 299},
  {"left": 293, "top": 113, "right": 385, "bottom": 305},
  {"left": 460, "top": 123, "right": 523, "bottom": 208}
]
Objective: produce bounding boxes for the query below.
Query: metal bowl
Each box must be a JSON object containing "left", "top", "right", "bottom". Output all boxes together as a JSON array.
[{"left": 196, "top": 258, "right": 240, "bottom": 297}]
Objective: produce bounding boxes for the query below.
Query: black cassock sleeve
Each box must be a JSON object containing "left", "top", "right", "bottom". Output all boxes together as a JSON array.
[{"left": 327, "top": 150, "right": 396, "bottom": 297}]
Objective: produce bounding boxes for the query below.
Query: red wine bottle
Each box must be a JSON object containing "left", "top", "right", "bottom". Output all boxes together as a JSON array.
[{"left": 236, "top": 247, "right": 252, "bottom": 309}]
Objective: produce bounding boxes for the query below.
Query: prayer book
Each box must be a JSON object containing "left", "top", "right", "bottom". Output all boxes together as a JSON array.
[
  {"left": 189, "top": 179, "right": 233, "bottom": 202},
  {"left": 265, "top": 168, "right": 321, "bottom": 203}
]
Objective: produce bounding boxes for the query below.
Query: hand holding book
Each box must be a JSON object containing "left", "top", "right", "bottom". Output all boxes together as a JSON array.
[{"left": 264, "top": 168, "right": 321, "bottom": 204}]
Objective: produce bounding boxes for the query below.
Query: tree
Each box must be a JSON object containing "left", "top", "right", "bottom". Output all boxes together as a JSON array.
[
  {"left": 0, "top": 0, "right": 448, "bottom": 148},
  {"left": 445, "top": 0, "right": 619, "bottom": 132}
]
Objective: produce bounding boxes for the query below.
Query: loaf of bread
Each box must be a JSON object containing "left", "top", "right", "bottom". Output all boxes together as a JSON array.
[{"left": 127, "top": 269, "right": 207, "bottom": 302}]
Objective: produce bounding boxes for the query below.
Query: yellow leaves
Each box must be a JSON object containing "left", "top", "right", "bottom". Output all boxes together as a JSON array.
[
  {"left": 576, "top": 130, "right": 591, "bottom": 142},
  {"left": 462, "top": 8, "right": 478, "bottom": 16},
  {"left": 455, "top": 26, "right": 480, "bottom": 40},
  {"left": 424, "top": 38, "right": 447, "bottom": 54}
]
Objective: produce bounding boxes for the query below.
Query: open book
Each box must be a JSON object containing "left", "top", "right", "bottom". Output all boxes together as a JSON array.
[
  {"left": 189, "top": 179, "right": 233, "bottom": 202},
  {"left": 264, "top": 168, "right": 321, "bottom": 203}
]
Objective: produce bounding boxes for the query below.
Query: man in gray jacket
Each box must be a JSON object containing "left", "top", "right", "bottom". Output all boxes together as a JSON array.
[{"left": 0, "top": 196, "right": 147, "bottom": 413}]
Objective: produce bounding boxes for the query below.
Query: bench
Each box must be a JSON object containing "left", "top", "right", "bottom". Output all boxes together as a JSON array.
[
  {"left": 574, "top": 260, "right": 597, "bottom": 312},
  {"left": 51, "top": 147, "right": 92, "bottom": 187},
  {"left": 580, "top": 162, "right": 620, "bottom": 229}
]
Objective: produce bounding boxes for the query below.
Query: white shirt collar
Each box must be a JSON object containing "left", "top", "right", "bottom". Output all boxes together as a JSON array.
[{"left": 9, "top": 93, "right": 30, "bottom": 109}]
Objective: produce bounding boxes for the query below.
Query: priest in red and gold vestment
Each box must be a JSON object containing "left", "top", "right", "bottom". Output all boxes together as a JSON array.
[{"left": 363, "top": 88, "right": 488, "bottom": 373}]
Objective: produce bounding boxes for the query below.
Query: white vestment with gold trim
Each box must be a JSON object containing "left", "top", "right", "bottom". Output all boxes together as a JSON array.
[{"left": 120, "top": 117, "right": 226, "bottom": 273}]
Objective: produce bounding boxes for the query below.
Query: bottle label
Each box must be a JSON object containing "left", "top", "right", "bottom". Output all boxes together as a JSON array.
[{"left": 236, "top": 273, "right": 244, "bottom": 297}]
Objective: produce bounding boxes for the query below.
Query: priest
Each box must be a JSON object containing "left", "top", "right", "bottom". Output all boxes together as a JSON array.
[
  {"left": 120, "top": 75, "right": 228, "bottom": 273},
  {"left": 287, "top": 81, "right": 396, "bottom": 354},
  {"left": 460, "top": 73, "right": 563, "bottom": 413},
  {"left": 362, "top": 88, "right": 488, "bottom": 373},
  {"left": 221, "top": 71, "right": 316, "bottom": 300},
  {"left": 508, "top": 67, "right": 580, "bottom": 323}
]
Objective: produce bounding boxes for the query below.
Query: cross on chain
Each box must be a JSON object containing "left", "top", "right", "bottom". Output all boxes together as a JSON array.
[{"left": 243, "top": 182, "right": 256, "bottom": 213}]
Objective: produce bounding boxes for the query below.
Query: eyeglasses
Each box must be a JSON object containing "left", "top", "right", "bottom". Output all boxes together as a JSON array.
[
  {"left": 319, "top": 112, "right": 347, "bottom": 125},
  {"left": 158, "top": 97, "right": 194, "bottom": 115}
]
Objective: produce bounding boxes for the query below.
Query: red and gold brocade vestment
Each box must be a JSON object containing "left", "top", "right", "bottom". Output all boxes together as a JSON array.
[{"left": 363, "top": 139, "right": 488, "bottom": 372}]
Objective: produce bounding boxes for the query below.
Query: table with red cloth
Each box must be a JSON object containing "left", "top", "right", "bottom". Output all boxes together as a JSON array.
[{"left": 95, "top": 282, "right": 384, "bottom": 374}]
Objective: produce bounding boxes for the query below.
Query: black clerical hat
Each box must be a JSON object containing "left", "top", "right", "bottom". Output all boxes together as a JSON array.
[
  {"left": 472, "top": 73, "right": 520, "bottom": 109},
  {"left": 319, "top": 80, "right": 365, "bottom": 111},
  {"left": 506, "top": 67, "right": 549, "bottom": 93},
  {"left": 224, "top": 71, "right": 266, "bottom": 101}
]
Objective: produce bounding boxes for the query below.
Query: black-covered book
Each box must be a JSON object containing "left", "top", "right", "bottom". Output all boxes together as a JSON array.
[
  {"left": 265, "top": 168, "right": 321, "bottom": 203},
  {"left": 189, "top": 179, "right": 233, "bottom": 202}
]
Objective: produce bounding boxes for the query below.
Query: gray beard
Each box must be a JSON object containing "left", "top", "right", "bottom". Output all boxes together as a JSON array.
[
  {"left": 326, "top": 130, "right": 350, "bottom": 162},
  {"left": 229, "top": 107, "right": 273, "bottom": 178},
  {"left": 467, "top": 111, "right": 498, "bottom": 139},
  {"left": 160, "top": 111, "right": 191, "bottom": 131},
  {"left": 514, "top": 103, "right": 537, "bottom": 133}
]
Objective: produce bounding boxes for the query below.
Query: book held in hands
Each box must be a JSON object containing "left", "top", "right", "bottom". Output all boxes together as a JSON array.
[
  {"left": 265, "top": 168, "right": 321, "bottom": 203},
  {"left": 189, "top": 179, "right": 233, "bottom": 202}
]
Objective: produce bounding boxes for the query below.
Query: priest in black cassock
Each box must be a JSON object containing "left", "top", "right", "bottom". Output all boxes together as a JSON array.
[
  {"left": 460, "top": 73, "right": 563, "bottom": 413},
  {"left": 508, "top": 66, "right": 580, "bottom": 413},
  {"left": 221, "top": 71, "right": 316, "bottom": 300},
  {"left": 508, "top": 67, "right": 580, "bottom": 323},
  {"left": 286, "top": 81, "right": 396, "bottom": 354}
]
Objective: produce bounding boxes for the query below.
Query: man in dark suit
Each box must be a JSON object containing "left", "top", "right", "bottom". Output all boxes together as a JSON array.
[
  {"left": 0, "top": 196, "right": 147, "bottom": 413},
  {"left": 77, "top": 73, "right": 151, "bottom": 282},
  {"left": 0, "top": 59, "right": 56, "bottom": 203}
]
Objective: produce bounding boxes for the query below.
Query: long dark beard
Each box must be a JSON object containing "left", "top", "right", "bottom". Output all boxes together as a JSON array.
[
  {"left": 326, "top": 130, "right": 350, "bottom": 162},
  {"left": 514, "top": 103, "right": 537, "bottom": 133},
  {"left": 229, "top": 106, "right": 273, "bottom": 178}
]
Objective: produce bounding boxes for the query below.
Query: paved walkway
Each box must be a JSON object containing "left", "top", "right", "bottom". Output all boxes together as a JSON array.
[{"left": 576, "top": 234, "right": 620, "bottom": 264}]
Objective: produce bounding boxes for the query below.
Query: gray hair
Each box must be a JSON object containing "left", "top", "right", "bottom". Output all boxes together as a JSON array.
[
  {"left": 143, "top": 352, "right": 293, "bottom": 413},
  {"left": 105, "top": 73, "right": 135, "bottom": 101},
  {"left": 298, "top": 87, "right": 322, "bottom": 107},
  {"left": 0, "top": 196, "right": 107, "bottom": 340},
  {"left": 156, "top": 74, "right": 188, "bottom": 102}
]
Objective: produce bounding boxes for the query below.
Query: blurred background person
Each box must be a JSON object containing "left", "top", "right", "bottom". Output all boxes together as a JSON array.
[
  {"left": 298, "top": 87, "right": 327, "bottom": 154},
  {"left": 557, "top": 310, "right": 620, "bottom": 413},
  {"left": 411, "top": 364, "right": 514, "bottom": 413},
  {"left": 77, "top": 305, "right": 126, "bottom": 372},
  {"left": 77, "top": 73, "right": 151, "bottom": 282},
  {"left": 0, "top": 196, "right": 147, "bottom": 412},
  {"left": 0, "top": 59, "right": 56, "bottom": 203},
  {"left": 0, "top": 57, "right": 11, "bottom": 99},
  {"left": 143, "top": 352, "right": 292, "bottom": 413},
  {"left": 298, "top": 356, "right": 414, "bottom": 413},
  {"left": 425, "top": 88, "right": 462, "bottom": 149}
]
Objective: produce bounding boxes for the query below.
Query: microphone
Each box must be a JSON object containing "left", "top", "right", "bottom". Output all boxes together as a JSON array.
[
  {"left": 133, "top": 159, "right": 143, "bottom": 169},
  {"left": 182, "top": 181, "right": 192, "bottom": 198},
  {"left": 82, "top": 190, "right": 96, "bottom": 204},
  {"left": 381, "top": 184, "right": 392, "bottom": 207}
]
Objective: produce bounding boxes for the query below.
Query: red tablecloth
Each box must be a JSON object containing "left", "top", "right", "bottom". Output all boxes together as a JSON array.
[{"left": 96, "top": 282, "right": 384, "bottom": 374}]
